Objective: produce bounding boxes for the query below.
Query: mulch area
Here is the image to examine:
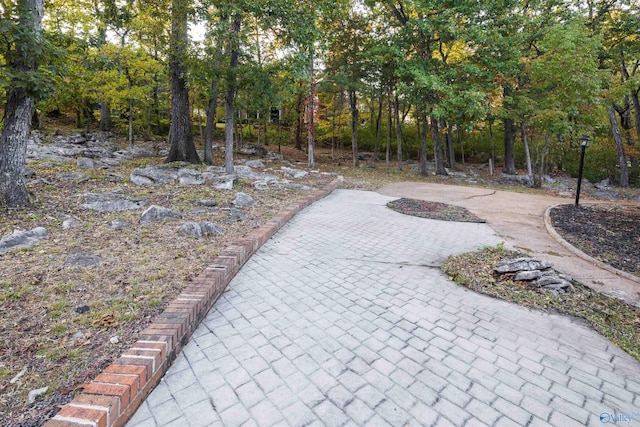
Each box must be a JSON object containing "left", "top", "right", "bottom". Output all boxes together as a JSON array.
[
  {"left": 550, "top": 204, "right": 640, "bottom": 277},
  {"left": 387, "top": 198, "right": 486, "bottom": 223}
]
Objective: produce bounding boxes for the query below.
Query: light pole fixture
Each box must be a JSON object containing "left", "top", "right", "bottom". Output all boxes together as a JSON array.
[{"left": 575, "top": 135, "right": 591, "bottom": 206}]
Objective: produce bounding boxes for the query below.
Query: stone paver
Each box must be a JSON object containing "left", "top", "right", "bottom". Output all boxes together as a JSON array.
[{"left": 127, "top": 190, "right": 640, "bottom": 427}]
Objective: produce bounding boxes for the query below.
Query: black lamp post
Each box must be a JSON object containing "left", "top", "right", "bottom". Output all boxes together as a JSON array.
[{"left": 575, "top": 135, "right": 591, "bottom": 206}]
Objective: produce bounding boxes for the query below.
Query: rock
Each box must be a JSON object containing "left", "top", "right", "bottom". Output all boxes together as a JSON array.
[
  {"left": 24, "top": 167, "right": 35, "bottom": 177},
  {"left": 109, "top": 336, "right": 120, "bottom": 344},
  {"left": 213, "top": 175, "right": 236, "bottom": 190},
  {"left": 62, "top": 216, "right": 82, "bottom": 229},
  {"left": 595, "top": 179, "right": 611, "bottom": 190},
  {"left": 234, "top": 192, "right": 255, "bottom": 208},
  {"left": 65, "top": 252, "right": 104, "bottom": 268},
  {"left": 75, "top": 305, "right": 90, "bottom": 314},
  {"left": 535, "top": 276, "right": 567, "bottom": 287},
  {"left": 10, "top": 367, "right": 28, "bottom": 384},
  {"left": 224, "top": 208, "right": 248, "bottom": 223},
  {"left": 82, "top": 190, "right": 147, "bottom": 212},
  {"left": 73, "top": 331, "right": 85, "bottom": 340},
  {"left": 514, "top": 270, "right": 542, "bottom": 281},
  {"left": 267, "top": 152, "right": 284, "bottom": 160},
  {"left": 494, "top": 258, "right": 553, "bottom": 274},
  {"left": 105, "top": 172, "right": 127, "bottom": 183},
  {"left": 0, "top": 227, "right": 48, "bottom": 254},
  {"left": 254, "top": 180, "right": 270, "bottom": 191},
  {"left": 205, "top": 166, "right": 226, "bottom": 174},
  {"left": 140, "top": 205, "right": 182, "bottom": 224},
  {"left": 178, "top": 221, "right": 223, "bottom": 239},
  {"left": 198, "top": 199, "right": 217, "bottom": 207},
  {"left": 179, "top": 222, "right": 203, "bottom": 239},
  {"left": 235, "top": 165, "right": 278, "bottom": 181},
  {"left": 238, "top": 144, "right": 268, "bottom": 157},
  {"left": 497, "top": 173, "right": 534, "bottom": 187},
  {"left": 201, "top": 222, "right": 223, "bottom": 236},
  {"left": 110, "top": 219, "right": 130, "bottom": 230},
  {"left": 76, "top": 157, "right": 95, "bottom": 169},
  {"left": 130, "top": 166, "right": 178, "bottom": 186},
  {"left": 28, "top": 386, "right": 48, "bottom": 404},
  {"left": 282, "top": 167, "right": 308, "bottom": 179},
  {"left": 57, "top": 172, "right": 87, "bottom": 181},
  {"left": 178, "top": 168, "right": 205, "bottom": 185},
  {"left": 246, "top": 159, "right": 265, "bottom": 169}
]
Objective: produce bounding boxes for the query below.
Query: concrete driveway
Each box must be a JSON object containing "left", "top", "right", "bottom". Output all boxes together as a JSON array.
[{"left": 378, "top": 182, "right": 640, "bottom": 307}]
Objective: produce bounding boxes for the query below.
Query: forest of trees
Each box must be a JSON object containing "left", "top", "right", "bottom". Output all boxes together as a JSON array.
[{"left": 1, "top": 0, "right": 639, "bottom": 207}]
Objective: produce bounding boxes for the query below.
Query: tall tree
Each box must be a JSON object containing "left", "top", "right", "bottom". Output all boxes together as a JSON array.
[
  {"left": 166, "top": 0, "right": 200, "bottom": 163},
  {"left": 0, "top": 0, "right": 45, "bottom": 207}
]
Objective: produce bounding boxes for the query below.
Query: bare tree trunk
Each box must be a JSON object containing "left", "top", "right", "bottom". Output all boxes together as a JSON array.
[
  {"left": 521, "top": 120, "right": 532, "bottom": 176},
  {"left": 431, "top": 115, "right": 447, "bottom": 176},
  {"left": 166, "top": 0, "right": 200, "bottom": 164},
  {"left": 204, "top": 75, "right": 220, "bottom": 165},
  {"left": 503, "top": 117, "right": 516, "bottom": 174},
  {"left": 441, "top": 118, "right": 455, "bottom": 169},
  {"left": 419, "top": 111, "right": 428, "bottom": 177},
  {"left": 224, "top": 15, "right": 241, "bottom": 173},
  {"left": 0, "top": 0, "right": 44, "bottom": 208},
  {"left": 374, "top": 95, "right": 383, "bottom": 163},
  {"left": 349, "top": 88, "right": 359, "bottom": 167},
  {"left": 307, "top": 54, "right": 316, "bottom": 168},
  {"left": 632, "top": 88, "right": 640, "bottom": 145},
  {"left": 386, "top": 88, "right": 392, "bottom": 165},
  {"left": 394, "top": 92, "right": 402, "bottom": 171},
  {"left": 99, "top": 102, "right": 111, "bottom": 131},
  {"left": 129, "top": 98, "right": 134, "bottom": 147},
  {"left": 608, "top": 105, "right": 629, "bottom": 187},
  {"left": 294, "top": 88, "right": 304, "bottom": 150}
]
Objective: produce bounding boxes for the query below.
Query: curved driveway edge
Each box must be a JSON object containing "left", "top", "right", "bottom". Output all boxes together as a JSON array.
[
  {"left": 44, "top": 177, "right": 343, "bottom": 427},
  {"left": 377, "top": 182, "right": 640, "bottom": 307},
  {"left": 543, "top": 204, "right": 640, "bottom": 285},
  {"left": 126, "top": 189, "right": 639, "bottom": 427}
]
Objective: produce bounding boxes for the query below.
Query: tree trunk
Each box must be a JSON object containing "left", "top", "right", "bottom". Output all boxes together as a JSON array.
[
  {"left": 431, "top": 115, "right": 447, "bottom": 176},
  {"left": 307, "top": 54, "right": 316, "bottom": 168},
  {"left": 419, "top": 112, "right": 428, "bottom": 177},
  {"left": 632, "top": 88, "right": 640, "bottom": 145},
  {"left": 349, "top": 88, "right": 359, "bottom": 167},
  {"left": 294, "top": 89, "right": 304, "bottom": 150},
  {"left": 608, "top": 105, "right": 629, "bottom": 187},
  {"left": 224, "top": 15, "right": 241, "bottom": 174},
  {"left": 128, "top": 98, "right": 134, "bottom": 146},
  {"left": 394, "top": 92, "right": 402, "bottom": 171},
  {"left": 166, "top": 0, "right": 200, "bottom": 164},
  {"left": 374, "top": 95, "right": 383, "bottom": 163},
  {"left": 386, "top": 88, "right": 392, "bottom": 165},
  {"left": 441, "top": 118, "right": 455, "bottom": 169},
  {"left": 204, "top": 76, "right": 220, "bottom": 165},
  {"left": 521, "top": 120, "right": 532, "bottom": 176},
  {"left": 99, "top": 102, "right": 111, "bottom": 131},
  {"left": 0, "top": 0, "right": 44, "bottom": 208},
  {"left": 503, "top": 117, "right": 516, "bottom": 174}
]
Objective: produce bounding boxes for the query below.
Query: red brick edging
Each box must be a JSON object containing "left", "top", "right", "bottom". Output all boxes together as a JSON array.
[{"left": 44, "top": 177, "right": 343, "bottom": 427}]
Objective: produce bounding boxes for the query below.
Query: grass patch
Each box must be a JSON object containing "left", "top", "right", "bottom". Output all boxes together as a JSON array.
[{"left": 442, "top": 245, "right": 640, "bottom": 362}]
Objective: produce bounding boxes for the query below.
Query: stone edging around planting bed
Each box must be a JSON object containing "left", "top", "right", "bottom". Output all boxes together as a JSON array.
[
  {"left": 543, "top": 203, "right": 640, "bottom": 286},
  {"left": 44, "top": 176, "right": 344, "bottom": 427}
]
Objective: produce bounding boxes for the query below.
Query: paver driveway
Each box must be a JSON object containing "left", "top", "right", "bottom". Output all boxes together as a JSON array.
[{"left": 127, "top": 190, "right": 640, "bottom": 427}]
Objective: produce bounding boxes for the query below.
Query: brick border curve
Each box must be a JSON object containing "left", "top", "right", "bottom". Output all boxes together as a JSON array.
[
  {"left": 543, "top": 203, "right": 640, "bottom": 285},
  {"left": 44, "top": 177, "right": 343, "bottom": 427}
]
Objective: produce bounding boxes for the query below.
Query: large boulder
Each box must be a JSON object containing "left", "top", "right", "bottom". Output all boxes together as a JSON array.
[
  {"left": 130, "top": 166, "right": 178, "bottom": 186},
  {"left": 282, "top": 167, "right": 308, "bottom": 179},
  {"left": 494, "top": 258, "right": 553, "bottom": 274},
  {"left": 140, "top": 205, "right": 182, "bottom": 224},
  {"left": 234, "top": 192, "right": 255, "bottom": 208},
  {"left": 178, "top": 169, "right": 205, "bottom": 185},
  {"left": 65, "top": 252, "right": 104, "bottom": 268},
  {"left": 497, "top": 173, "right": 534, "bottom": 187},
  {"left": 178, "top": 221, "right": 223, "bottom": 239},
  {"left": 0, "top": 227, "right": 48, "bottom": 254},
  {"left": 82, "top": 190, "right": 147, "bottom": 212}
]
